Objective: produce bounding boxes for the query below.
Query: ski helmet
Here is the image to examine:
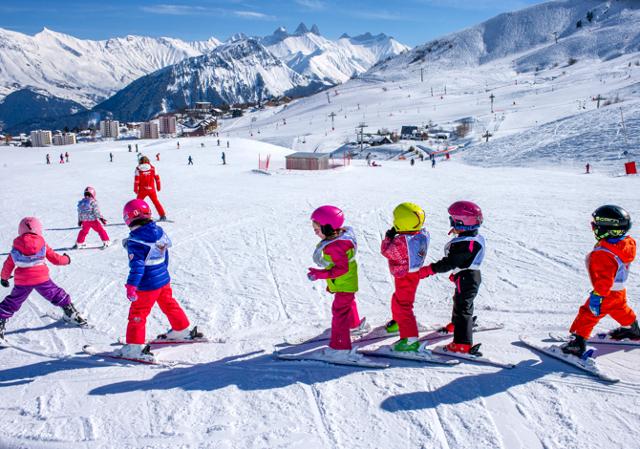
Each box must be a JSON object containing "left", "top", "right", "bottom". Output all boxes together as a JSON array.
[
  {"left": 311, "top": 205, "right": 344, "bottom": 236},
  {"left": 591, "top": 205, "right": 631, "bottom": 240},
  {"left": 18, "top": 217, "right": 42, "bottom": 236},
  {"left": 448, "top": 201, "right": 483, "bottom": 231},
  {"left": 123, "top": 199, "right": 152, "bottom": 226},
  {"left": 84, "top": 186, "right": 96, "bottom": 198},
  {"left": 393, "top": 202, "right": 425, "bottom": 232}
]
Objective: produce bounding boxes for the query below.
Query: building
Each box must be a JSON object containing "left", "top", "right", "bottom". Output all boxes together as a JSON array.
[
  {"left": 141, "top": 121, "right": 159, "bottom": 139},
  {"left": 400, "top": 126, "right": 419, "bottom": 140},
  {"left": 52, "top": 133, "right": 77, "bottom": 146},
  {"left": 158, "top": 115, "right": 176, "bottom": 135},
  {"left": 285, "top": 152, "right": 331, "bottom": 170},
  {"left": 181, "top": 118, "right": 218, "bottom": 137},
  {"left": 30, "top": 130, "right": 52, "bottom": 147},
  {"left": 99, "top": 119, "right": 120, "bottom": 139}
]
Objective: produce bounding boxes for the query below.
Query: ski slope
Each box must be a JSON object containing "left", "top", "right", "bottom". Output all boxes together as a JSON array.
[{"left": 0, "top": 136, "right": 639, "bottom": 449}]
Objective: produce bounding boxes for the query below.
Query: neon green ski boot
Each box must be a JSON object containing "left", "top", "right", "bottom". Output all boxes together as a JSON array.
[
  {"left": 393, "top": 338, "right": 420, "bottom": 352},
  {"left": 385, "top": 319, "right": 399, "bottom": 334}
]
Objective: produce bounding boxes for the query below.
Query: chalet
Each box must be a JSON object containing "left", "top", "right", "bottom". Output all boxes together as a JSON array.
[
  {"left": 181, "top": 118, "right": 218, "bottom": 137},
  {"left": 285, "top": 152, "right": 331, "bottom": 170},
  {"left": 400, "top": 126, "right": 419, "bottom": 140}
]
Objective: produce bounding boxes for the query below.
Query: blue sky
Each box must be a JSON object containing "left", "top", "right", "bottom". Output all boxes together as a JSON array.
[{"left": 0, "top": 0, "right": 547, "bottom": 46}]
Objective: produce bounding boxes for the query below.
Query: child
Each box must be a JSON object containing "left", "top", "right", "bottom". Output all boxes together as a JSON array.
[
  {"left": 74, "top": 186, "right": 111, "bottom": 249},
  {"left": 381, "top": 202, "right": 430, "bottom": 352},
  {"left": 0, "top": 217, "right": 86, "bottom": 340},
  {"left": 307, "top": 205, "right": 365, "bottom": 358},
  {"left": 134, "top": 156, "right": 167, "bottom": 221},
  {"left": 562, "top": 205, "right": 638, "bottom": 356},
  {"left": 120, "top": 199, "right": 201, "bottom": 360},
  {"left": 420, "top": 201, "right": 485, "bottom": 355}
]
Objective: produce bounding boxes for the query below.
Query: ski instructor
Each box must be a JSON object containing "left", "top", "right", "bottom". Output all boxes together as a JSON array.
[{"left": 133, "top": 156, "right": 167, "bottom": 221}]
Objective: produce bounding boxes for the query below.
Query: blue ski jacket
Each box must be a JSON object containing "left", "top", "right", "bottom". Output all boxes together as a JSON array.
[{"left": 125, "top": 222, "right": 171, "bottom": 291}]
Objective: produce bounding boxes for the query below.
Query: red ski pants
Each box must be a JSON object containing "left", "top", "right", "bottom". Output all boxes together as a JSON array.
[
  {"left": 330, "top": 292, "right": 360, "bottom": 350},
  {"left": 391, "top": 271, "right": 421, "bottom": 339},
  {"left": 570, "top": 290, "right": 636, "bottom": 339},
  {"left": 126, "top": 284, "right": 190, "bottom": 344},
  {"left": 137, "top": 190, "right": 166, "bottom": 217},
  {"left": 76, "top": 220, "right": 109, "bottom": 243}
]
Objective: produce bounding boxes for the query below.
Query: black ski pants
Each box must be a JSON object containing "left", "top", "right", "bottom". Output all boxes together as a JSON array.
[{"left": 451, "top": 270, "right": 482, "bottom": 345}]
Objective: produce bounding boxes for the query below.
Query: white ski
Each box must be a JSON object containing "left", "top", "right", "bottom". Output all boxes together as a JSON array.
[
  {"left": 549, "top": 332, "right": 640, "bottom": 347},
  {"left": 116, "top": 336, "right": 225, "bottom": 345},
  {"left": 43, "top": 312, "right": 93, "bottom": 329},
  {"left": 274, "top": 348, "right": 389, "bottom": 369},
  {"left": 358, "top": 342, "right": 460, "bottom": 365},
  {"left": 432, "top": 345, "right": 516, "bottom": 369},
  {"left": 420, "top": 322, "right": 505, "bottom": 342},
  {"left": 82, "top": 344, "right": 177, "bottom": 367},
  {"left": 519, "top": 335, "right": 619, "bottom": 383},
  {"left": 284, "top": 321, "right": 434, "bottom": 346}
]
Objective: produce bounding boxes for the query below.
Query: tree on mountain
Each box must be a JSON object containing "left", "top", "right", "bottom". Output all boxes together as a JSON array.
[{"left": 587, "top": 11, "right": 594, "bottom": 22}]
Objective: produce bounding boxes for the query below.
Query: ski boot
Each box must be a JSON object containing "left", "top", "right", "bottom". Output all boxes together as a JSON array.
[
  {"left": 62, "top": 303, "right": 88, "bottom": 327},
  {"left": 445, "top": 341, "right": 483, "bottom": 356},
  {"left": 609, "top": 321, "right": 640, "bottom": 341},
  {"left": 156, "top": 326, "right": 203, "bottom": 341},
  {"left": 385, "top": 319, "right": 399, "bottom": 334},
  {"left": 158, "top": 216, "right": 168, "bottom": 222},
  {"left": 322, "top": 347, "right": 364, "bottom": 363},
  {"left": 72, "top": 242, "right": 87, "bottom": 250},
  {"left": 561, "top": 334, "right": 586, "bottom": 357},
  {"left": 119, "top": 344, "right": 155, "bottom": 362},
  {"left": 350, "top": 318, "right": 371, "bottom": 337},
  {"left": 101, "top": 240, "right": 112, "bottom": 249},
  {"left": 439, "top": 316, "right": 477, "bottom": 334},
  {"left": 393, "top": 338, "right": 420, "bottom": 352}
]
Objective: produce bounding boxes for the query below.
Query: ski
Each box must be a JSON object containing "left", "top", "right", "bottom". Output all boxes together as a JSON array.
[
  {"left": 358, "top": 342, "right": 460, "bottom": 365},
  {"left": 274, "top": 348, "right": 389, "bottom": 369},
  {"left": 549, "top": 332, "right": 640, "bottom": 347},
  {"left": 56, "top": 239, "right": 120, "bottom": 252},
  {"left": 42, "top": 312, "right": 93, "bottom": 329},
  {"left": 520, "top": 335, "right": 619, "bottom": 383},
  {"left": 432, "top": 345, "right": 515, "bottom": 369},
  {"left": 82, "top": 344, "right": 177, "bottom": 367},
  {"left": 419, "top": 322, "right": 505, "bottom": 343},
  {"left": 116, "top": 336, "right": 224, "bottom": 345}
]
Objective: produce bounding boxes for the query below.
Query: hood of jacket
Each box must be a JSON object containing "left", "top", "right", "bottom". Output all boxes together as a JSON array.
[
  {"left": 130, "top": 221, "right": 163, "bottom": 243},
  {"left": 12, "top": 233, "right": 46, "bottom": 256},
  {"left": 599, "top": 236, "right": 636, "bottom": 264}
]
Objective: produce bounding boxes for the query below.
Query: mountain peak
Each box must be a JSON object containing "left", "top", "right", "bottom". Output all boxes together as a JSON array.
[
  {"left": 339, "top": 33, "right": 350, "bottom": 39},
  {"left": 294, "top": 23, "right": 309, "bottom": 35},
  {"left": 310, "top": 24, "right": 321, "bottom": 35}
]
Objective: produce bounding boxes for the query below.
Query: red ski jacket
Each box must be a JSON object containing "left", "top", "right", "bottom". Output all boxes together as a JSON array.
[{"left": 134, "top": 163, "right": 161, "bottom": 194}]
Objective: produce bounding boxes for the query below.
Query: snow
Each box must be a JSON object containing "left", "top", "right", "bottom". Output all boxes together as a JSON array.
[{"left": 1, "top": 135, "right": 639, "bottom": 449}]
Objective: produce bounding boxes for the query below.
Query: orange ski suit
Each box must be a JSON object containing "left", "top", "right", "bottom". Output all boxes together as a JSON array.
[
  {"left": 570, "top": 236, "right": 636, "bottom": 338},
  {"left": 134, "top": 163, "right": 166, "bottom": 217}
]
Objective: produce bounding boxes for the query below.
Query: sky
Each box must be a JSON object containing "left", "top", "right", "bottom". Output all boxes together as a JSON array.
[{"left": 0, "top": 0, "right": 547, "bottom": 47}]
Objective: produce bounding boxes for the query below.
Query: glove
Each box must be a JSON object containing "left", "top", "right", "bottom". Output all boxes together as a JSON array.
[
  {"left": 0, "top": 279, "right": 9, "bottom": 288},
  {"left": 307, "top": 268, "right": 326, "bottom": 281},
  {"left": 449, "top": 273, "right": 456, "bottom": 282},
  {"left": 385, "top": 228, "right": 397, "bottom": 240},
  {"left": 100, "top": 218, "right": 107, "bottom": 225},
  {"left": 125, "top": 284, "right": 138, "bottom": 302},
  {"left": 78, "top": 221, "right": 82, "bottom": 227},
  {"left": 419, "top": 264, "right": 435, "bottom": 279},
  {"left": 588, "top": 291, "right": 603, "bottom": 316},
  {"left": 63, "top": 253, "right": 71, "bottom": 264}
]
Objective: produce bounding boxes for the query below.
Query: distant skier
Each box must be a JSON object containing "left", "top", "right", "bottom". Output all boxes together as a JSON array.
[
  {"left": 410, "top": 158, "right": 415, "bottom": 166},
  {"left": 128, "top": 144, "right": 132, "bottom": 152},
  {"left": 109, "top": 152, "right": 114, "bottom": 163},
  {"left": 0, "top": 217, "right": 86, "bottom": 341},
  {"left": 201, "top": 142, "right": 205, "bottom": 148},
  {"left": 188, "top": 155, "right": 193, "bottom": 165},
  {"left": 73, "top": 186, "right": 111, "bottom": 249},
  {"left": 380, "top": 203, "right": 429, "bottom": 352},
  {"left": 217, "top": 139, "right": 220, "bottom": 146},
  {"left": 431, "top": 157, "right": 436, "bottom": 168},
  {"left": 59, "top": 153, "right": 64, "bottom": 164},
  {"left": 65, "top": 152, "right": 69, "bottom": 163},
  {"left": 156, "top": 153, "right": 160, "bottom": 162},
  {"left": 419, "top": 201, "right": 485, "bottom": 355},
  {"left": 134, "top": 156, "right": 166, "bottom": 221},
  {"left": 46, "top": 154, "right": 50, "bottom": 165},
  {"left": 307, "top": 206, "right": 367, "bottom": 361},
  {"left": 562, "top": 205, "right": 639, "bottom": 357},
  {"left": 135, "top": 144, "right": 139, "bottom": 153},
  {"left": 119, "top": 199, "right": 202, "bottom": 361},
  {"left": 226, "top": 140, "right": 229, "bottom": 149},
  {"left": 176, "top": 141, "right": 180, "bottom": 150},
  {"left": 221, "top": 152, "right": 226, "bottom": 165},
  {"left": 585, "top": 163, "right": 591, "bottom": 174}
]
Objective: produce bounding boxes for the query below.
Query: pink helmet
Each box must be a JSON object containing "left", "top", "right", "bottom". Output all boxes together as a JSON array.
[
  {"left": 18, "top": 217, "right": 43, "bottom": 236},
  {"left": 448, "top": 201, "right": 483, "bottom": 230},
  {"left": 84, "top": 186, "right": 96, "bottom": 198},
  {"left": 123, "top": 199, "right": 152, "bottom": 226},
  {"left": 311, "top": 205, "right": 344, "bottom": 234}
]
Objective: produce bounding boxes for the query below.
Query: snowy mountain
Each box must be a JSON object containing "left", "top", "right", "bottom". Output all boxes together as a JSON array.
[
  {"left": 0, "top": 27, "right": 220, "bottom": 106},
  {"left": 0, "top": 88, "right": 87, "bottom": 131},
  {"left": 96, "top": 38, "right": 323, "bottom": 122},
  {"left": 261, "top": 23, "right": 409, "bottom": 85},
  {"left": 367, "top": 0, "right": 640, "bottom": 79}
]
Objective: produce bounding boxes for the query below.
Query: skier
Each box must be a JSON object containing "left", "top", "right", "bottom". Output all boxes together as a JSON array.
[
  {"left": 226, "top": 140, "right": 229, "bottom": 149},
  {"left": 419, "top": 201, "right": 485, "bottom": 355},
  {"left": 46, "top": 154, "right": 50, "bottom": 165},
  {"left": 0, "top": 217, "right": 86, "bottom": 340},
  {"left": 410, "top": 158, "right": 415, "bottom": 166},
  {"left": 119, "top": 199, "right": 202, "bottom": 360},
  {"left": 188, "top": 155, "right": 193, "bottom": 165},
  {"left": 562, "top": 205, "right": 639, "bottom": 356},
  {"left": 65, "top": 152, "right": 69, "bottom": 163},
  {"left": 431, "top": 157, "right": 436, "bottom": 168},
  {"left": 221, "top": 152, "right": 226, "bottom": 165},
  {"left": 59, "top": 153, "right": 64, "bottom": 164},
  {"left": 585, "top": 163, "right": 591, "bottom": 174},
  {"left": 135, "top": 144, "right": 139, "bottom": 153},
  {"left": 217, "top": 139, "right": 220, "bottom": 146},
  {"left": 134, "top": 156, "right": 167, "bottom": 221},
  {"left": 128, "top": 144, "right": 132, "bottom": 152},
  {"left": 381, "top": 203, "right": 430, "bottom": 351},
  {"left": 109, "top": 152, "right": 114, "bottom": 163},
  {"left": 73, "top": 186, "right": 111, "bottom": 249},
  {"left": 176, "top": 141, "right": 180, "bottom": 150},
  {"left": 156, "top": 153, "right": 160, "bottom": 162},
  {"left": 307, "top": 205, "right": 367, "bottom": 360}
]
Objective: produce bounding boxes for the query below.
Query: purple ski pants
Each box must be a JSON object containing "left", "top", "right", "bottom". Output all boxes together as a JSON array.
[{"left": 0, "top": 280, "right": 71, "bottom": 319}]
